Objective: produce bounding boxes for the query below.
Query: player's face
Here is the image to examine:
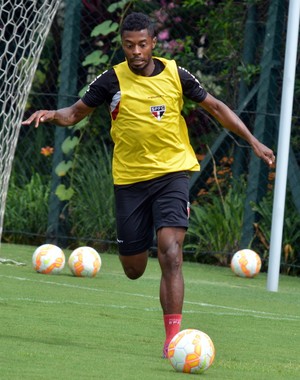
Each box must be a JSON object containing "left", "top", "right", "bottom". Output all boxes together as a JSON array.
[{"left": 121, "top": 29, "right": 157, "bottom": 76}]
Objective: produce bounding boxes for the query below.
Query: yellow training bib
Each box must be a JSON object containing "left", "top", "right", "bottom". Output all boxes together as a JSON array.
[{"left": 111, "top": 57, "right": 200, "bottom": 184}]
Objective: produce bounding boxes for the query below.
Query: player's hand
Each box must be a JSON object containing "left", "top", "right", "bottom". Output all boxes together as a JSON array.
[
  {"left": 251, "top": 140, "right": 275, "bottom": 167},
  {"left": 22, "top": 110, "right": 56, "bottom": 128}
]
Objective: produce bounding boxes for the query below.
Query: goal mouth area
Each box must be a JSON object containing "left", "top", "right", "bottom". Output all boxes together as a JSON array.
[{"left": 0, "top": 1, "right": 61, "bottom": 251}]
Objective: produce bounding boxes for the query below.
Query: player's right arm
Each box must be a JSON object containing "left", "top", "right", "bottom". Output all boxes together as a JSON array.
[{"left": 22, "top": 99, "right": 94, "bottom": 128}]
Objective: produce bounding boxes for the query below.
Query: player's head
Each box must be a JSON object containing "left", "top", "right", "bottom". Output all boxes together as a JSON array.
[
  {"left": 120, "top": 12, "right": 156, "bottom": 38},
  {"left": 120, "top": 13, "right": 157, "bottom": 75}
]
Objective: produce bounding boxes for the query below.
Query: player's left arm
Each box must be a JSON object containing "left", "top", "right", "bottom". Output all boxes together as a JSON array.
[{"left": 199, "top": 93, "right": 275, "bottom": 167}]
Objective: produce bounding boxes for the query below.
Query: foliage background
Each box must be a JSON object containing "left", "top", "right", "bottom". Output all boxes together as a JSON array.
[{"left": 3, "top": 0, "right": 300, "bottom": 274}]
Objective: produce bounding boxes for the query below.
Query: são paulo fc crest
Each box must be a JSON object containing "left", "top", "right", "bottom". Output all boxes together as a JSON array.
[{"left": 150, "top": 105, "right": 166, "bottom": 120}]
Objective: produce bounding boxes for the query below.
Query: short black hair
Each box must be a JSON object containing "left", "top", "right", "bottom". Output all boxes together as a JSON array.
[{"left": 120, "top": 12, "right": 156, "bottom": 37}]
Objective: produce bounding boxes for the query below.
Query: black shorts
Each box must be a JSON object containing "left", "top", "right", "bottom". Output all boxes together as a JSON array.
[{"left": 114, "top": 172, "right": 190, "bottom": 256}]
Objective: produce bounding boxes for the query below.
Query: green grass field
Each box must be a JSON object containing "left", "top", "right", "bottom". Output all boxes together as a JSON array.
[{"left": 0, "top": 243, "right": 299, "bottom": 380}]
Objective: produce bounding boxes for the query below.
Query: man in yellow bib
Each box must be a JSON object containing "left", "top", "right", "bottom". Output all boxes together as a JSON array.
[{"left": 23, "top": 12, "right": 275, "bottom": 358}]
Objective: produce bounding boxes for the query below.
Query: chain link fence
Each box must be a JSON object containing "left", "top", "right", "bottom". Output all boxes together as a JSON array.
[{"left": 2, "top": 0, "right": 300, "bottom": 273}]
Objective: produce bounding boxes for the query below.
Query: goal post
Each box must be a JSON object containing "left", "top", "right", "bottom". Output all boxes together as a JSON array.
[{"left": 0, "top": 0, "right": 62, "bottom": 248}]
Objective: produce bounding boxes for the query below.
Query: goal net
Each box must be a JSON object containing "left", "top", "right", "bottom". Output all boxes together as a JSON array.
[{"left": 0, "top": 0, "right": 61, "bottom": 251}]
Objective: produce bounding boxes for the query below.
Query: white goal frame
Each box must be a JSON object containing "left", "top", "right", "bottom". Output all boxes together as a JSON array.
[{"left": 0, "top": 0, "right": 61, "bottom": 250}]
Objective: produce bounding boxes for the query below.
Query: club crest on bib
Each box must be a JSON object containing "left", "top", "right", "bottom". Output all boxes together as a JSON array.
[{"left": 150, "top": 105, "right": 166, "bottom": 120}]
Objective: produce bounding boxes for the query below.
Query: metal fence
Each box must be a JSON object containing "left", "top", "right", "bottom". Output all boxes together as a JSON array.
[{"left": 3, "top": 0, "right": 300, "bottom": 270}]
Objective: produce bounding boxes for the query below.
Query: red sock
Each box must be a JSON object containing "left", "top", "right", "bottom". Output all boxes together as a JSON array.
[{"left": 163, "top": 314, "right": 182, "bottom": 355}]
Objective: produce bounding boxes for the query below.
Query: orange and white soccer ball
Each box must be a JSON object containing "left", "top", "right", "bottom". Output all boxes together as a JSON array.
[
  {"left": 231, "top": 249, "right": 262, "bottom": 278},
  {"left": 168, "top": 329, "right": 215, "bottom": 374},
  {"left": 68, "top": 246, "right": 102, "bottom": 277},
  {"left": 32, "top": 244, "right": 65, "bottom": 274}
]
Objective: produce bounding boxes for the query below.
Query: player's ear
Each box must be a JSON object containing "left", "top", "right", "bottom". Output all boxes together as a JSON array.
[{"left": 152, "top": 36, "right": 157, "bottom": 49}]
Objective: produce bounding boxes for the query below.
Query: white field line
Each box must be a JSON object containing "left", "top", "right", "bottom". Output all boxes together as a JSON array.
[{"left": 1, "top": 274, "right": 300, "bottom": 322}]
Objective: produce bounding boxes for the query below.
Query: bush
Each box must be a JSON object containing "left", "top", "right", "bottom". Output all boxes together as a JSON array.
[
  {"left": 185, "top": 176, "right": 247, "bottom": 265},
  {"left": 68, "top": 141, "right": 116, "bottom": 250},
  {"left": 251, "top": 191, "right": 300, "bottom": 275},
  {"left": 3, "top": 172, "right": 50, "bottom": 244}
]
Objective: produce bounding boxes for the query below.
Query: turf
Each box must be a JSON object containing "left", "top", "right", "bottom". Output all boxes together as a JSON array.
[{"left": 0, "top": 243, "right": 299, "bottom": 379}]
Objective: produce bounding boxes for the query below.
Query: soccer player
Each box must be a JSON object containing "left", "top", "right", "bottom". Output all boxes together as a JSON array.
[{"left": 22, "top": 12, "right": 275, "bottom": 357}]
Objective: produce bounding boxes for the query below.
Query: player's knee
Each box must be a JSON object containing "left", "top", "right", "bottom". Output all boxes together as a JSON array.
[
  {"left": 159, "top": 245, "right": 183, "bottom": 273},
  {"left": 123, "top": 266, "right": 145, "bottom": 280},
  {"left": 168, "top": 252, "right": 182, "bottom": 272},
  {"left": 119, "top": 251, "right": 148, "bottom": 280}
]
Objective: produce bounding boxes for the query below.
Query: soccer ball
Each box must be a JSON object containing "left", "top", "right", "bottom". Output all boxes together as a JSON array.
[
  {"left": 168, "top": 329, "right": 215, "bottom": 374},
  {"left": 231, "top": 249, "right": 262, "bottom": 278},
  {"left": 68, "top": 246, "right": 102, "bottom": 277},
  {"left": 32, "top": 244, "right": 65, "bottom": 274}
]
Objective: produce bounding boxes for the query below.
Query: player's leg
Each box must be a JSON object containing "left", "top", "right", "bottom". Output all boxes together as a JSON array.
[
  {"left": 157, "top": 226, "right": 185, "bottom": 357},
  {"left": 119, "top": 251, "right": 148, "bottom": 279},
  {"left": 151, "top": 172, "right": 190, "bottom": 357},
  {"left": 157, "top": 226, "right": 185, "bottom": 314}
]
